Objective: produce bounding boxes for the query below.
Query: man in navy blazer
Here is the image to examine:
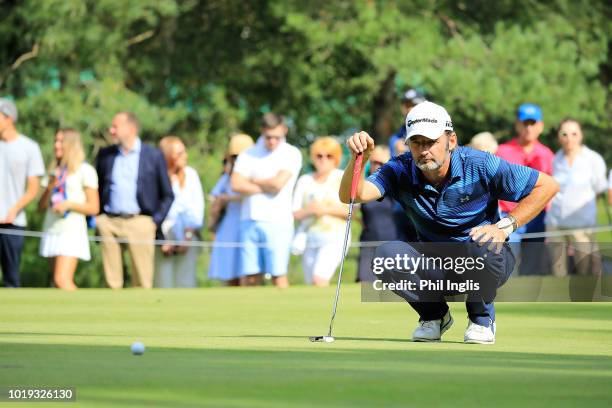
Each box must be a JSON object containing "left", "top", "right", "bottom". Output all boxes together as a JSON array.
[{"left": 95, "top": 112, "right": 174, "bottom": 289}]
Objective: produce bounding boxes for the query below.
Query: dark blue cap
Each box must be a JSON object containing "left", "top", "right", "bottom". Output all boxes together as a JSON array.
[{"left": 517, "top": 103, "right": 542, "bottom": 122}]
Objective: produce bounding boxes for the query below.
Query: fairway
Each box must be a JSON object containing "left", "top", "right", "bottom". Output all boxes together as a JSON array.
[{"left": 1, "top": 287, "right": 611, "bottom": 407}]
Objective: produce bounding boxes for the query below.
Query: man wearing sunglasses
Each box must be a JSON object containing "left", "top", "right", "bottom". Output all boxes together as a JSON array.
[
  {"left": 496, "top": 104, "right": 554, "bottom": 275},
  {"left": 231, "top": 113, "right": 302, "bottom": 288}
]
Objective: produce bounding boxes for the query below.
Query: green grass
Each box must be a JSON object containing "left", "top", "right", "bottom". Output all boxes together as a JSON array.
[{"left": 1, "top": 287, "right": 611, "bottom": 407}]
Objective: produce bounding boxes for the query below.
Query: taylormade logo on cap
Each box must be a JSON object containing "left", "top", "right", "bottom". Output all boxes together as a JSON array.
[{"left": 405, "top": 101, "right": 453, "bottom": 141}]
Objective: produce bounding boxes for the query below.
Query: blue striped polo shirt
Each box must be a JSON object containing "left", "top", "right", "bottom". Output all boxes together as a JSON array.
[{"left": 366, "top": 146, "right": 539, "bottom": 242}]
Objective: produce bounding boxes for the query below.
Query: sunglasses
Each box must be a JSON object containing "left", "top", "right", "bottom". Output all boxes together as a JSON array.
[{"left": 315, "top": 153, "right": 335, "bottom": 160}]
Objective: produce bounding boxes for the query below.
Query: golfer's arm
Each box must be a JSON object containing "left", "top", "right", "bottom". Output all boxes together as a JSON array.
[
  {"left": 230, "top": 172, "right": 263, "bottom": 195},
  {"left": 509, "top": 172, "right": 559, "bottom": 227},
  {"left": 339, "top": 156, "right": 382, "bottom": 203}
]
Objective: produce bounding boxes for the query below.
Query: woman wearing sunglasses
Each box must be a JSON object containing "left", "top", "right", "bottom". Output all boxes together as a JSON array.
[
  {"left": 292, "top": 137, "right": 348, "bottom": 286},
  {"left": 155, "top": 135, "right": 205, "bottom": 288},
  {"left": 546, "top": 118, "right": 607, "bottom": 277}
]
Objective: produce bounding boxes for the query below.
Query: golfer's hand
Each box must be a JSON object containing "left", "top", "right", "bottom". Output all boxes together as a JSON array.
[
  {"left": 469, "top": 224, "right": 507, "bottom": 254},
  {"left": 347, "top": 131, "right": 375, "bottom": 160}
]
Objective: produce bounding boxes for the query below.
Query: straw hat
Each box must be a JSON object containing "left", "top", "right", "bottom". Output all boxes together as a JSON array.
[{"left": 228, "top": 133, "right": 254, "bottom": 155}]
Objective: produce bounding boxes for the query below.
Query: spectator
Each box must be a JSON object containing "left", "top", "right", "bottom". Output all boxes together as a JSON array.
[
  {"left": 389, "top": 89, "right": 426, "bottom": 157},
  {"left": 154, "top": 136, "right": 204, "bottom": 288},
  {"left": 208, "top": 134, "right": 254, "bottom": 286},
  {"left": 38, "top": 129, "right": 99, "bottom": 290},
  {"left": 0, "top": 98, "right": 45, "bottom": 287},
  {"left": 469, "top": 132, "right": 498, "bottom": 154},
  {"left": 546, "top": 119, "right": 607, "bottom": 276},
  {"left": 292, "top": 137, "right": 348, "bottom": 286},
  {"left": 95, "top": 112, "right": 174, "bottom": 289},
  {"left": 496, "top": 103, "right": 554, "bottom": 275},
  {"left": 231, "top": 113, "right": 302, "bottom": 288},
  {"left": 356, "top": 146, "right": 397, "bottom": 283}
]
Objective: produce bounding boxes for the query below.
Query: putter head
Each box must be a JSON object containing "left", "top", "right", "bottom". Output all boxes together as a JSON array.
[{"left": 309, "top": 335, "right": 335, "bottom": 343}]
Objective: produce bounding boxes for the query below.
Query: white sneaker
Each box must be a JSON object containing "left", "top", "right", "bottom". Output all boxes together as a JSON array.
[
  {"left": 412, "top": 310, "right": 453, "bottom": 342},
  {"left": 464, "top": 321, "right": 496, "bottom": 344}
]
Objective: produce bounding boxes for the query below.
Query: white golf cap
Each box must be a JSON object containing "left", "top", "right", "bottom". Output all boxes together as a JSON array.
[{"left": 405, "top": 101, "right": 453, "bottom": 141}]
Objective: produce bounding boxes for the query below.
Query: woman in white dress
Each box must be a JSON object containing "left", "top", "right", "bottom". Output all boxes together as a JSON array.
[
  {"left": 155, "top": 136, "right": 205, "bottom": 288},
  {"left": 38, "top": 129, "right": 99, "bottom": 290},
  {"left": 208, "top": 134, "right": 254, "bottom": 285},
  {"left": 546, "top": 118, "right": 607, "bottom": 276},
  {"left": 292, "top": 137, "right": 348, "bottom": 286}
]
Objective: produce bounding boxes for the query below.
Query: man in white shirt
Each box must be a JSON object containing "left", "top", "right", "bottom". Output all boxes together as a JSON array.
[{"left": 231, "top": 113, "right": 302, "bottom": 288}]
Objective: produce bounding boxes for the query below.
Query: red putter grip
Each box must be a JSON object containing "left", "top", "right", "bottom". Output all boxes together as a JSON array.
[{"left": 350, "top": 153, "right": 363, "bottom": 201}]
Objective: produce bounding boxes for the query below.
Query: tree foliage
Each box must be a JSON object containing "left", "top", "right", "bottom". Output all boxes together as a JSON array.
[{"left": 2, "top": 0, "right": 609, "bottom": 149}]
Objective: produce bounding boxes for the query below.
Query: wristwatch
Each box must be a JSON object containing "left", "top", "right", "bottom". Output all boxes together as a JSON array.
[{"left": 496, "top": 215, "right": 518, "bottom": 236}]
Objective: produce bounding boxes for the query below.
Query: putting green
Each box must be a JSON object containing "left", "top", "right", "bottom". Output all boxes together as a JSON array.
[{"left": 1, "top": 286, "right": 611, "bottom": 407}]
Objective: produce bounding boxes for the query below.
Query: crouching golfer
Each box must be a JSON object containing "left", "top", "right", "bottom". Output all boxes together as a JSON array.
[{"left": 340, "top": 101, "right": 558, "bottom": 344}]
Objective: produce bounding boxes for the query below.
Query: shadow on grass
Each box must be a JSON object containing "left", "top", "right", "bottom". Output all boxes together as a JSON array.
[{"left": 0, "top": 342, "right": 611, "bottom": 407}]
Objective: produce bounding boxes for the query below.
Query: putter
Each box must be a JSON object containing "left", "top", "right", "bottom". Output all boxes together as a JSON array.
[{"left": 310, "top": 152, "right": 364, "bottom": 343}]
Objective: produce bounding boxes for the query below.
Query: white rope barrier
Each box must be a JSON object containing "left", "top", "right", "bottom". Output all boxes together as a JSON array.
[{"left": 1, "top": 224, "right": 611, "bottom": 249}]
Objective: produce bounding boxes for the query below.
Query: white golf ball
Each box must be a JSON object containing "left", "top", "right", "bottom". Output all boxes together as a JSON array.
[{"left": 131, "top": 342, "right": 145, "bottom": 355}]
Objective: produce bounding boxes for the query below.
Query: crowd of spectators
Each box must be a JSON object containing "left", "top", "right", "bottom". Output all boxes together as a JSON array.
[{"left": 0, "top": 94, "right": 609, "bottom": 289}]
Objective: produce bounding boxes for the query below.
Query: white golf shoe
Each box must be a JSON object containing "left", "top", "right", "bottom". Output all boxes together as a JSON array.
[
  {"left": 464, "top": 321, "right": 496, "bottom": 344},
  {"left": 412, "top": 310, "right": 453, "bottom": 342}
]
